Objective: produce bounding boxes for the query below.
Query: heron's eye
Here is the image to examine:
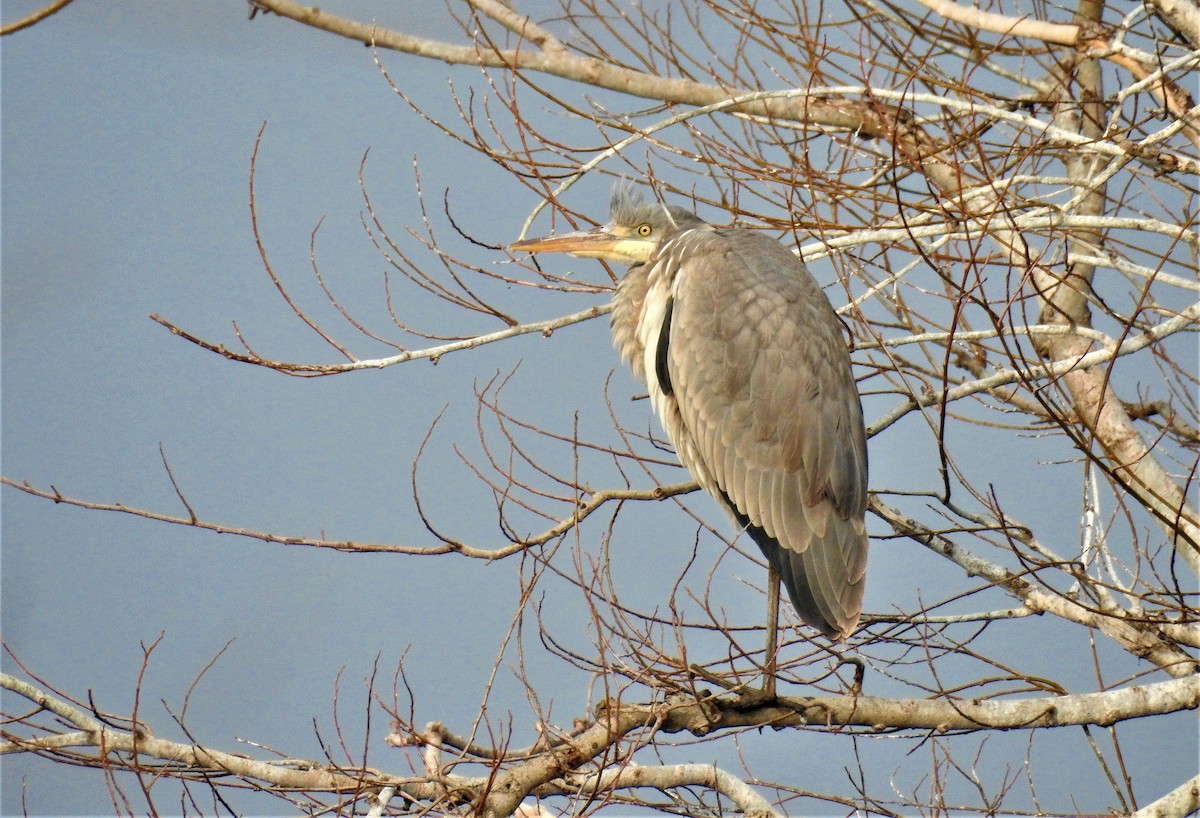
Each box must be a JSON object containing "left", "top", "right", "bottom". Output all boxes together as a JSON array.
[{"left": 636, "top": 223, "right": 653, "bottom": 237}]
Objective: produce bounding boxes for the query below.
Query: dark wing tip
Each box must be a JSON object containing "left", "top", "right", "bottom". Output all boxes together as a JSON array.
[{"left": 720, "top": 489, "right": 863, "bottom": 640}]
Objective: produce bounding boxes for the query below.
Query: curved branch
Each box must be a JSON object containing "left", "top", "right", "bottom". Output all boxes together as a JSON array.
[
  {"left": 562, "top": 763, "right": 780, "bottom": 818},
  {"left": 0, "top": 476, "right": 470, "bottom": 556},
  {"left": 0, "top": 0, "right": 76, "bottom": 36},
  {"left": 0, "top": 476, "right": 693, "bottom": 559}
]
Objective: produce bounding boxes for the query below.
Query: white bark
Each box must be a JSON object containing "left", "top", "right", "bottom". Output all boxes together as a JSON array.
[{"left": 1130, "top": 775, "right": 1200, "bottom": 818}]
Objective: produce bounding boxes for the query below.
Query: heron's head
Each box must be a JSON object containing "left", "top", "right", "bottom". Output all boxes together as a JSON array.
[{"left": 510, "top": 186, "right": 705, "bottom": 264}]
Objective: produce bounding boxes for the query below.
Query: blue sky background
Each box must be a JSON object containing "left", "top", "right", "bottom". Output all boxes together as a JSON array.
[{"left": 2, "top": 2, "right": 1195, "bottom": 815}]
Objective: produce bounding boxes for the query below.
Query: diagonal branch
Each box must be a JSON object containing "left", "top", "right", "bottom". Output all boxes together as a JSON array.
[
  {"left": 870, "top": 497, "right": 1200, "bottom": 677},
  {"left": 1131, "top": 775, "right": 1200, "bottom": 818},
  {"left": 1143, "top": 0, "right": 1200, "bottom": 46},
  {"left": 0, "top": 0, "right": 76, "bottom": 36},
  {"left": 252, "top": 0, "right": 1200, "bottom": 150},
  {"left": 150, "top": 303, "right": 611, "bottom": 374},
  {"left": 911, "top": 0, "right": 1079, "bottom": 43}
]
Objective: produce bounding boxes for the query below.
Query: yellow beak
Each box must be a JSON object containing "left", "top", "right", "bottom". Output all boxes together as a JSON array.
[{"left": 510, "top": 226, "right": 654, "bottom": 263}]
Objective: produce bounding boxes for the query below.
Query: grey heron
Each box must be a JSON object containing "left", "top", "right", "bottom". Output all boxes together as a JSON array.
[{"left": 512, "top": 187, "right": 868, "bottom": 647}]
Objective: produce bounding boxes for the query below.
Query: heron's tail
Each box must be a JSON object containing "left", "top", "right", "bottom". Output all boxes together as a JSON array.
[{"left": 732, "top": 503, "right": 866, "bottom": 641}]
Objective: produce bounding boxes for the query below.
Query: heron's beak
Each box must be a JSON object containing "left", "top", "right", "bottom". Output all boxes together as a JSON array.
[
  {"left": 510, "top": 226, "right": 622, "bottom": 256},
  {"left": 510, "top": 225, "right": 652, "bottom": 263}
]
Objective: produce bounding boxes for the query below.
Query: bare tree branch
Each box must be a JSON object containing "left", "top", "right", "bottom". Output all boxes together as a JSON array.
[
  {"left": 911, "top": 0, "right": 1080, "bottom": 44},
  {"left": 871, "top": 497, "right": 1199, "bottom": 677},
  {"left": 1143, "top": 0, "right": 1200, "bottom": 46},
  {"left": 9, "top": 1, "right": 1199, "bottom": 813},
  {"left": 4, "top": 670, "right": 1196, "bottom": 815},
  {"left": 1131, "top": 775, "right": 1200, "bottom": 818},
  {"left": 0, "top": 0, "right": 76, "bottom": 36}
]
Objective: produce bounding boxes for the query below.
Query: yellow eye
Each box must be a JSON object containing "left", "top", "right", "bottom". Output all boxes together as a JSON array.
[{"left": 636, "top": 224, "right": 653, "bottom": 237}]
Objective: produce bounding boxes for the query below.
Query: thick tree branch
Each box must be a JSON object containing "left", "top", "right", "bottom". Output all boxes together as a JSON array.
[
  {"left": 637, "top": 674, "right": 1200, "bottom": 734},
  {"left": 250, "top": 0, "right": 1200, "bottom": 151},
  {"left": 560, "top": 764, "right": 780, "bottom": 818},
  {"left": 871, "top": 498, "right": 1200, "bottom": 677},
  {"left": 248, "top": 0, "right": 914, "bottom": 140},
  {"left": 1131, "top": 775, "right": 1200, "bottom": 818},
  {"left": 5, "top": 671, "right": 1195, "bottom": 815},
  {"left": 1143, "top": 0, "right": 1200, "bottom": 47},
  {"left": 911, "top": 0, "right": 1079, "bottom": 44}
]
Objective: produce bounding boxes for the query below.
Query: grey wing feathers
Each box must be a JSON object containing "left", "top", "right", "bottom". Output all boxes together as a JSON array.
[{"left": 665, "top": 230, "right": 868, "bottom": 639}]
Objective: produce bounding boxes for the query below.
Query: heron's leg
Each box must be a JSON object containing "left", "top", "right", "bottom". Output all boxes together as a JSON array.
[{"left": 763, "top": 565, "right": 780, "bottom": 699}]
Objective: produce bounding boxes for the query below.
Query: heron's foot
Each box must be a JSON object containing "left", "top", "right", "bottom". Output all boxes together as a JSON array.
[
  {"left": 685, "top": 664, "right": 778, "bottom": 706},
  {"left": 733, "top": 676, "right": 778, "bottom": 708},
  {"left": 839, "top": 656, "right": 866, "bottom": 696}
]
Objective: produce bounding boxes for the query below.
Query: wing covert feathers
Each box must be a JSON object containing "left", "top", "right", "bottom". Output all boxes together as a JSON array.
[{"left": 627, "top": 227, "right": 869, "bottom": 640}]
